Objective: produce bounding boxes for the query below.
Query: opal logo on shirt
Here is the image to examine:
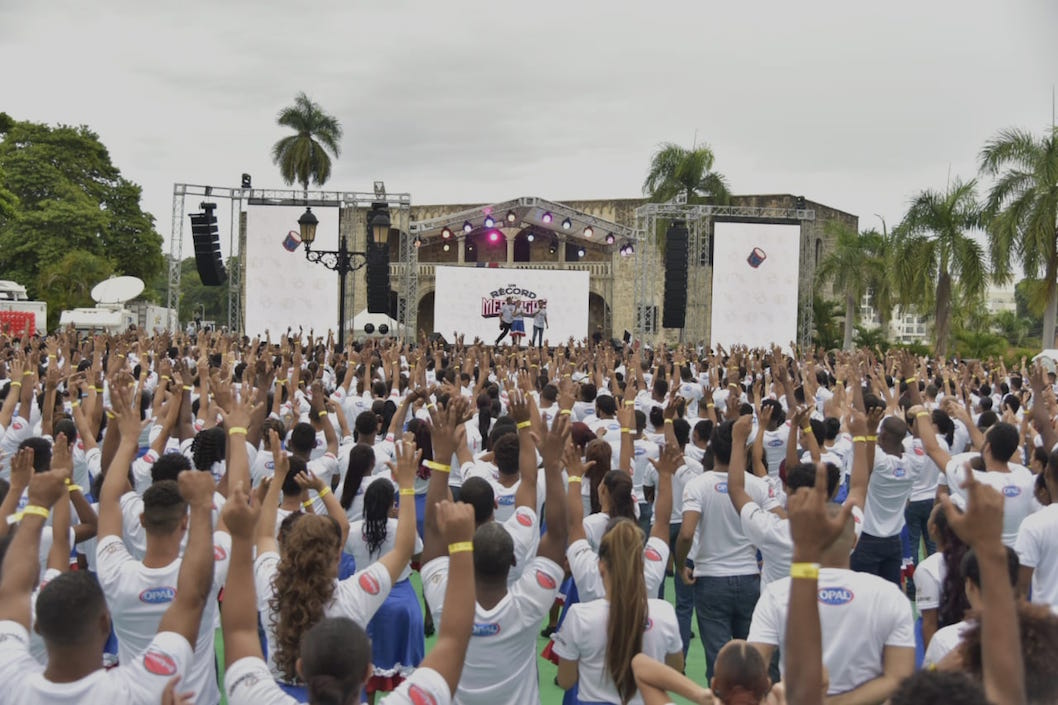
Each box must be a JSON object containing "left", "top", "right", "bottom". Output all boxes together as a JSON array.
[
  {"left": 472, "top": 622, "right": 502, "bottom": 637},
  {"left": 767, "top": 439, "right": 784, "bottom": 447},
  {"left": 1003, "top": 486, "right": 1022, "bottom": 498},
  {"left": 715, "top": 482, "right": 729, "bottom": 494},
  {"left": 139, "top": 587, "right": 176, "bottom": 604},
  {"left": 142, "top": 647, "right": 178, "bottom": 676},
  {"left": 497, "top": 494, "right": 515, "bottom": 506},
  {"left": 266, "top": 461, "right": 275, "bottom": 470},
  {"left": 893, "top": 467, "right": 907, "bottom": 479},
  {"left": 359, "top": 573, "right": 381, "bottom": 595},
  {"left": 535, "top": 569, "right": 558, "bottom": 590},
  {"left": 818, "top": 587, "right": 855, "bottom": 605},
  {"left": 408, "top": 684, "right": 439, "bottom": 705},
  {"left": 645, "top": 546, "right": 664, "bottom": 562}
]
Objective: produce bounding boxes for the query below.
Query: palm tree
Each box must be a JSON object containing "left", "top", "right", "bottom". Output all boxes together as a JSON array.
[
  {"left": 892, "top": 178, "right": 986, "bottom": 358},
  {"left": 853, "top": 324, "right": 890, "bottom": 350},
  {"left": 643, "top": 143, "right": 731, "bottom": 204},
  {"left": 815, "top": 223, "right": 887, "bottom": 350},
  {"left": 979, "top": 126, "right": 1058, "bottom": 347},
  {"left": 272, "top": 93, "right": 343, "bottom": 192},
  {"left": 991, "top": 309, "right": 1033, "bottom": 347},
  {"left": 811, "top": 296, "right": 844, "bottom": 350}
]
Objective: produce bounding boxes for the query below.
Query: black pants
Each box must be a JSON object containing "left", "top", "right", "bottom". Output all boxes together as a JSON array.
[
  {"left": 531, "top": 325, "right": 545, "bottom": 347},
  {"left": 495, "top": 321, "right": 512, "bottom": 344},
  {"left": 849, "top": 531, "right": 902, "bottom": 586}
]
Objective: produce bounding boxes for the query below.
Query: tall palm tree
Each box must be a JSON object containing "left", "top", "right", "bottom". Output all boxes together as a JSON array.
[
  {"left": 811, "top": 295, "right": 844, "bottom": 350},
  {"left": 272, "top": 93, "right": 343, "bottom": 192},
  {"left": 643, "top": 143, "right": 731, "bottom": 204},
  {"left": 815, "top": 223, "right": 887, "bottom": 350},
  {"left": 893, "top": 178, "right": 986, "bottom": 358},
  {"left": 979, "top": 126, "right": 1058, "bottom": 347}
]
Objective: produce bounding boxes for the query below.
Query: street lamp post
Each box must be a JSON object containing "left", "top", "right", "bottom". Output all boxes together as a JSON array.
[{"left": 297, "top": 203, "right": 391, "bottom": 349}]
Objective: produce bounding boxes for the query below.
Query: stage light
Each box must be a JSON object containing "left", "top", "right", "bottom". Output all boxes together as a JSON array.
[
  {"left": 542, "top": 211, "right": 553, "bottom": 224},
  {"left": 484, "top": 214, "right": 495, "bottom": 228},
  {"left": 621, "top": 241, "right": 635, "bottom": 256},
  {"left": 562, "top": 217, "right": 572, "bottom": 230},
  {"left": 488, "top": 230, "right": 501, "bottom": 243},
  {"left": 441, "top": 227, "right": 452, "bottom": 239},
  {"left": 583, "top": 226, "right": 593, "bottom": 238},
  {"left": 605, "top": 232, "right": 615, "bottom": 244},
  {"left": 443, "top": 242, "right": 451, "bottom": 252},
  {"left": 463, "top": 221, "right": 473, "bottom": 234},
  {"left": 506, "top": 210, "right": 517, "bottom": 224},
  {"left": 548, "top": 236, "right": 558, "bottom": 255},
  {"left": 527, "top": 232, "right": 535, "bottom": 242},
  {"left": 577, "top": 247, "right": 585, "bottom": 258}
]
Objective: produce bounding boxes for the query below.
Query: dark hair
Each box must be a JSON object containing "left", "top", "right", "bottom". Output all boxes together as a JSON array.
[
  {"left": 493, "top": 433, "right": 520, "bottom": 477},
  {"left": 300, "top": 617, "right": 373, "bottom": 705},
  {"left": 283, "top": 456, "right": 308, "bottom": 497},
  {"left": 598, "top": 519, "right": 646, "bottom": 704},
  {"left": 339, "top": 445, "right": 375, "bottom": 510},
  {"left": 54, "top": 418, "right": 77, "bottom": 444},
  {"left": 142, "top": 480, "right": 188, "bottom": 534},
  {"left": 936, "top": 506, "right": 971, "bottom": 628},
  {"left": 959, "top": 602, "right": 1058, "bottom": 705},
  {"left": 459, "top": 477, "right": 496, "bottom": 524},
  {"left": 984, "top": 422, "right": 1019, "bottom": 462},
  {"left": 761, "top": 398, "right": 785, "bottom": 427},
  {"left": 889, "top": 670, "right": 988, "bottom": 705},
  {"left": 362, "top": 480, "right": 394, "bottom": 556},
  {"left": 961, "top": 545, "right": 1019, "bottom": 590},
  {"left": 596, "top": 394, "right": 617, "bottom": 417},
  {"left": 712, "top": 640, "right": 772, "bottom": 705},
  {"left": 672, "top": 418, "right": 690, "bottom": 448},
  {"left": 648, "top": 406, "right": 664, "bottom": 431},
  {"left": 152, "top": 452, "right": 192, "bottom": 483},
  {"left": 36, "top": 571, "right": 108, "bottom": 646},
  {"left": 19, "top": 437, "right": 52, "bottom": 473},
  {"left": 473, "top": 521, "right": 514, "bottom": 580},
  {"left": 692, "top": 420, "right": 713, "bottom": 446},
  {"left": 476, "top": 392, "right": 493, "bottom": 445},
  {"left": 354, "top": 411, "right": 378, "bottom": 441},
  {"left": 585, "top": 439, "right": 612, "bottom": 514},
  {"left": 634, "top": 410, "right": 647, "bottom": 434},
  {"left": 580, "top": 383, "right": 597, "bottom": 403},
  {"left": 487, "top": 417, "right": 515, "bottom": 453},
  {"left": 711, "top": 421, "right": 734, "bottom": 465},
  {"left": 602, "top": 471, "right": 635, "bottom": 521},
  {"left": 191, "top": 427, "right": 226, "bottom": 472},
  {"left": 931, "top": 409, "right": 955, "bottom": 448},
  {"left": 289, "top": 422, "right": 318, "bottom": 455},
  {"left": 976, "top": 409, "right": 998, "bottom": 430},
  {"left": 786, "top": 461, "right": 840, "bottom": 498}
]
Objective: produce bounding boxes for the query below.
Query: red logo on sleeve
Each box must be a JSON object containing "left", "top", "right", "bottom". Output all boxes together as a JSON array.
[
  {"left": 516, "top": 511, "right": 532, "bottom": 527},
  {"left": 535, "top": 569, "right": 557, "bottom": 590},
  {"left": 644, "top": 546, "right": 663, "bottom": 562},
  {"left": 143, "top": 648, "right": 178, "bottom": 676},
  {"left": 359, "top": 572, "right": 381, "bottom": 595},
  {"left": 213, "top": 545, "right": 227, "bottom": 561},
  {"left": 407, "top": 684, "right": 438, "bottom": 705}
]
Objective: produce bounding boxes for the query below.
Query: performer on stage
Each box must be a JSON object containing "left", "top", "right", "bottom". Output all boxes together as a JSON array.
[
  {"left": 510, "top": 309, "right": 527, "bottom": 347},
  {"left": 531, "top": 300, "right": 548, "bottom": 348},
  {"left": 495, "top": 296, "right": 522, "bottom": 345}
]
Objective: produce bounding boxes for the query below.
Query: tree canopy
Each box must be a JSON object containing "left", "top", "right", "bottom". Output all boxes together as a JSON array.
[
  {"left": 272, "top": 92, "right": 343, "bottom": 191},
  {"left": 0, "top": 117, "right": 164, "bottom": 327}
]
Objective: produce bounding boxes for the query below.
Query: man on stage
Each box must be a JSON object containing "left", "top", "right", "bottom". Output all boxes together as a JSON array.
[{"left": 495, "top": 296, "right": 521, "bottom": 345}]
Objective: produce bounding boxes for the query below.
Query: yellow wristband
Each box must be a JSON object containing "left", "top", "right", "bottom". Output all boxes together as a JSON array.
[
  {"left": 801, "top": 426, "right": 812, "bottom": 433},
  {"left": 67, "top": 484, "right": 83, "bottom": 494},
  {"left": 318, "top": 411, "right": 328, "bottom": 418},
  {"left": 516, "top": 421, "right": 531, "bottom": 429},
  {"left": 790, "top": 562, "right": 820, "bottom": 580},
  {"left": 399, "top": 488, "right": 415, "bottom": 496},
  {"left": 20, "top": 505, "right": 50, "bottom": 520},
  {"left": 664, "top": 418, "right": 674, "bottom": 425},
  {"left": 277, "top": 379, "right": 288, "bottom": 384},
  {"left": 318, "top": 486, "right": 331, "bottom": 498},
  {"left": 623, "top": 400, "right": 635, "bottom": 406},
  {"left": 301, "top": 499, "right": 314, "bottom": 509},
  {"left": 621, "top": 428, "right": 632, "bottom": 434},
  {"left": 9, "top": 382, "right": 20, "bottom": 388},
  {"left": 706, "top": 403, "right": 715, "bottom": 408},
  {"left": 23, "top": 371, "right": 33, "bottom": 377},
  {"left": 852, "top": 436, "right": 867, "bottom": 443},
  {"left": 95, "top": 387, "right": 104, "bottom": 393},
  {"left": 105, "top": 410, "right": 115, "bottom": 419},
  {"left": 866, "top": 435, "right": 877, "bottom": 442},
  {"left": 559, "top": 409, "right": 572, "bottom": 416},
  {"left": 448, "top": 541, "right": 474, "bottom": 554},
  {"left": 72, "top": 400, "right": 80, "bottom": 407},
  {"left": 183, "top": 385, "right": 193, "bottom": 391},
  {"left": 916, "top": 412, "right": 929, "bottom": 419},
  {"left": 568, "top": 476, "right": 583, "bottom": 483},
  {"left": 228, "top": 427, "right": 248, "bottom": 437},
  {"left": 424, "top": 460, "right": 450, "bottom": 473},
  {"left": 160, "top": 375, "right": 171, "bottom": 381}
]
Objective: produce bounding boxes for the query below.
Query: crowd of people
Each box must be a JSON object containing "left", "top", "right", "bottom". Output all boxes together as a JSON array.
[{"left": 0, "top": 324, "right": 1056, "bottom": 705}]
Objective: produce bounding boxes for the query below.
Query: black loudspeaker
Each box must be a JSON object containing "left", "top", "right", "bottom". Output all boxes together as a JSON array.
[
  {"left": 662, "top": 220, "right": 689, "bottom": 329},
  {"left": 365, "top": 243, "right": 390, "bottom": 313},
  {"left": 189, "top": 204, "right": 227, "bottom": 286}
]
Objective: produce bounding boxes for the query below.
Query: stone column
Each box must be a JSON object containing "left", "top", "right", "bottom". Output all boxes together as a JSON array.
[{"left": 457, "top": 238, "right": 465, "bottom": 264}]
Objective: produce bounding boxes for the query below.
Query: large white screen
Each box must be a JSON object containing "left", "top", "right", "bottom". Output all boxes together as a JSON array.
[
  {"left": 434, "top": 266, "right": 590, "bottom": 344},
  {"left": 245, "top": 206, "right": 340, "bottom": 336},
  {"left": 710, "top": 222, "right": 801, "bottom": 349}
]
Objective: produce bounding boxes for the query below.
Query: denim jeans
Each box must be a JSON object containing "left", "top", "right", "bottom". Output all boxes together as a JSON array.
[
  {"left": 693, "top": 574, "right": 761, "bottom": 681},
  {"left": 531, "top": 325, "right": 545, "bottom": 347},
  {"left": 905, "top": 499, "right": 936, "bottom": 563},
  {"left": 850, "top": 531, "right": 903, "bottom": 586},
  {"left": 669, "top": 523, "right": 696, "bottom": 655}
]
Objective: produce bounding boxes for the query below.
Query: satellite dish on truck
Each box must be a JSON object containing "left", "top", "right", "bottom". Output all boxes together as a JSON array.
[{"left": 91, "top": 276, "right": 144, "bottom": 305}]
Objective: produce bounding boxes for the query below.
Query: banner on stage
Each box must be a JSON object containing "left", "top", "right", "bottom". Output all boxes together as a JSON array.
[{"left": 434, "top": 266, "right": 589, "bottom": 343}]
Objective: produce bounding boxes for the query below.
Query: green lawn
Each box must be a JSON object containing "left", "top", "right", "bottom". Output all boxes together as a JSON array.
[{"left": 218, "top": 572, "right": 710, "bottom": 705}]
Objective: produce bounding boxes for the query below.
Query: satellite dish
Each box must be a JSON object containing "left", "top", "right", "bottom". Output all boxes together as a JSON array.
[{"left": 91, "top": 276, "right": 145, "bottom": 305}]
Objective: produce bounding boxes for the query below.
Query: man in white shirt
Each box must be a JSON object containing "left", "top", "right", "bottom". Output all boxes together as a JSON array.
[
  {"left": 494, "top": 297, "right": 519, "bottom": 346},
  {"left": 530, "top": 301, "right": 548, "bottom": 348},
  {"left": 1015, "top": 449, "right": 1058, "bottom": 613},
  {"left": 675, "top": 418, "right": 780, "bottom": 681}
]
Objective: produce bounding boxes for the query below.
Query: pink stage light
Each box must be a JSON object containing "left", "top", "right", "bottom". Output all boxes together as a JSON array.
[{"left": 488, "top": 230, "right": 501, "bottom": 243}]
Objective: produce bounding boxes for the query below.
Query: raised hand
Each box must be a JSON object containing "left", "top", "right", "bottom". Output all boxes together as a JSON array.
[
  {"left": 436, "top": 500, "right": 475, "bottom": 546},
  {"left": 178, "top": 469, "right": 216, "bottom": 510},
  {"left": 939, "top": 470, "right": 1004, "bottom": 549},
  {"left": 648, "top": 442, "right": 683, "bottom": 478},
  {"left": 51, "top": 432, "right": 72, "bottom": 472},
  {"left": 26, "top": 468, "right": 71, "bottom": 511},
  {"left": 732, "top": 412, "right": 753, "bottom": 444},
  {"left": 392, "top": 433, "right": 421, "bottom": 489},
  {"left": 222, "top": 482, "right": 260, "bottom": 541},
  {"left": 562, "top": 442, "right": 595, "bottom": 480},
  {"left": 535, "top": 410, "right": 570, "bottom": 470},
  {"left": 294, "top": 470, "right": 326, "bottom": 494}
]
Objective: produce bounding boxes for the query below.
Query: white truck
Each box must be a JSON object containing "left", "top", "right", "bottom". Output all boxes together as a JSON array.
[
  {"left": 129, "top": 301, "right": 178, "bottom": 334},
  {"left": 0, "top": 280, "right": 47, "bottom": 334},
  {"left": 59, "top": 276, "right": 144, "bottom": 335}
]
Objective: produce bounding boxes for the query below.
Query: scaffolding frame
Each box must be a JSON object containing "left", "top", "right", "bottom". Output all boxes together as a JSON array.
[
  {"left": 633, "top": 203, "right": 816, "bottom": 348},
  {"left": 169, "top": 184, "right": 412, "bottom": 336}
]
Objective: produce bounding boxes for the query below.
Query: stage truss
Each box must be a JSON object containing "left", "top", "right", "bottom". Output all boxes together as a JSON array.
[
  {"left": 169, "top": 184, "right": 413, "bottom": 337},
  {"left": 633, "top": 203, "right": 816, "bottom": 348}
]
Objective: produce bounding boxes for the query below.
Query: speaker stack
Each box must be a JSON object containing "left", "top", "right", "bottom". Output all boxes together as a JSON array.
[
  {"left": 662, "top": 220, "right": 689, "bottom": 329},
  {"left": 189, "top": 203, "right": 227, "bottom": 286}
]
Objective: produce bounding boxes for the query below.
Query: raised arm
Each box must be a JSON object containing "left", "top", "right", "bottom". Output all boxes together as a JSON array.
[
  {"left": 563, "top": 444, "right": 592, "bottom": 544},
  {"left": 422, "top": 397, "right": 462, "bottom": 565},
  {"left": 648, "top": 444, "right": 680, "bottom": 543},
  {"left": 727, "top": 413, "right": 758, "bottom": 515},
  {"left": 536, "top": 410, "right": 571, "bottom": 564},
  {"left": 844, "top": 408, "right": 872, "bottom": 512},
  {"left": 255, "top": 430, "right": 288, "bottom": 556},
  {"left": 1028, "top": 363, "right": 1058, "bottom": 452},
  {"left": 377, "top": 434, "right": 419, "bottom": 584},
  {"left": 98, "top": 376, "right": 144, "bottom": 538},
  {"left": 508, "top": 391, "right": 539, "bottom": 511},
  {"left": 221, "top": 477, "right": 265, "bottom": 665},
  {"left": 912, "top": 405, "right": 952, "bottom": 473}
]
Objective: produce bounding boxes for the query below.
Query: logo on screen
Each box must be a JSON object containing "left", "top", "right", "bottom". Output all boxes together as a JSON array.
[
  {"left": 282, "top": 230, "right": 302, "bottom": 252},
  {"left": 480, "top": 284, "right": 546, "bottom": 319},
  {"left": 747, "top": 247, "right": 767, "bottom": 268}
]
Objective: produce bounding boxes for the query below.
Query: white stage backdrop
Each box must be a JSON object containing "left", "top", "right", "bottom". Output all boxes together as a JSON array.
[
  {"left": 245, "top": 205, "right": 340, "bottom": 336},
  {"left": 710, "top": 222, "right": 801, "bottom": 349},
  {"left": 434, "top": 266, "right": 590, "bottom": 343}
]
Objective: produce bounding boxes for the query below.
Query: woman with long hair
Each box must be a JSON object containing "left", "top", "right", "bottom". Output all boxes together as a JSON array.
[
  {"left": 345, "top": 480, "right": 424, "bottom": 702},
  {"left": 583, "top": 470, "right": 636, "bottom": 551},
  {"left": 913, "top": 502, "right": 969, "bottom": 648},
  {"left": 554, "top": 518, "right": 683, "bottom": 705},
  {"left": 338, "top": 444, "right": 376, "bottom": 523},
  {"left": 254, "top": 432, "right": 421, "bottom": 698}
]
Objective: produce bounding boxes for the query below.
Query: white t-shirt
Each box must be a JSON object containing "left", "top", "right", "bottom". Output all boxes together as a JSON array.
[
  {"left": 761, "top": 425, "right": 789, "bottom": 479},
  {"left": 913, "top": 551, "right": 947, "bottom": 613},
  {"left": 748, "top": 568, "right": 915, "bottom": 696},
  {"left": 1015, "top": 504, "right": 1058, "bottom": 612},
  {"left": 682, "top": 470, "right": 778, "bottom": 577},
  {"left": 95, "top": 533, "right": 231, "bottom": 705},
  {"left": 0, "top": 621, "right": 192, "bottom": 705},
  {"left": 861, "top": 451, "right": 916, "bottom": 537},
  {"left": 906, "top": 435, "right": 948, "bottom": 503},
  {"left": 463, "top": 463, "right": 546, "bottom": 523},
  {"left": 225, "top": 656, "right": 451, "bottom": 705},
  {"left": 923, "top": 620, "right": 973, "bottom": 668},
  {"left": 254, "top": 554, "right": 392, "bottom": 680},
  {"left": 582, "top": 512, "right": 610, "bottom": 552},
  {"left": 422, "top": 555, "right": 563, "bottom": 705},
  {"left": 941, "top": 455, "right": 1037, "bottom": 547},
  {"left": 676, "top": 381, "right": 704, "bottom": 418},
  {"left": 632, "top": 438, "right": 661, "bottom": 501},
  {"left": 551, "top": 598, "right": 682, "bottom": 705},
  {"left": 566, "top": 536, "right": 670, "bottom": 603},
  {"left": 501, "top": 506, "right": 543, "bottom": 584},
  {"left": 118, "top": 490, "right": 227, "bottom": 560},
  {"left": 668, "top": 459, "right": 704, "bottom": 524},
  {"left": 345, "top": 517, "right": 422, "bottom": 582}
]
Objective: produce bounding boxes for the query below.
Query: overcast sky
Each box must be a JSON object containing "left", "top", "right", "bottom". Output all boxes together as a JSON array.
[{"left": 2, "top": 0, "right": 1056, "bottom": 255}]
